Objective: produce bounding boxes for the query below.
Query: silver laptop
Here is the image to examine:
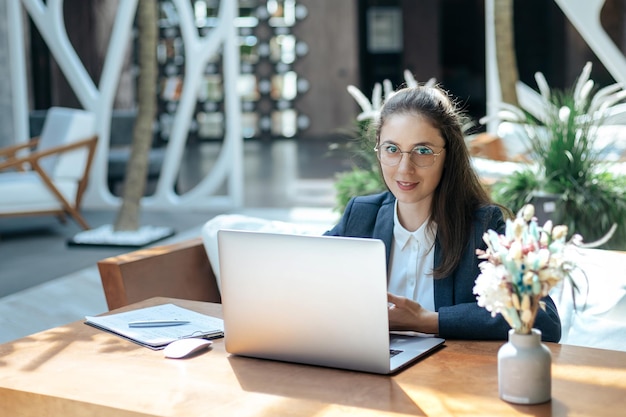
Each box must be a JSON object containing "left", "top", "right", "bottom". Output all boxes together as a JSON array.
[{"left": 217, "top": 229, "right": 445, "bottom": 374}]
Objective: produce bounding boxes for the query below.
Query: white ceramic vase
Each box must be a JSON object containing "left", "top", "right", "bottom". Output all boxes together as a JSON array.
[{"left": 498, "top": 328, "right": 552, "bottom": 404}]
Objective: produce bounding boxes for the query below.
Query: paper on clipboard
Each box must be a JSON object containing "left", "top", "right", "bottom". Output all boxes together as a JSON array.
[{"left": 85, "top": 303, "right": 224, "bottom": 350}]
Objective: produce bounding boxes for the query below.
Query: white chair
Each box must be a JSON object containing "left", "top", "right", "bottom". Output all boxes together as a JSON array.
[
  {"left": 552, "top": 248, "right": 626, "bottom": 352},
  {"left": 201, "top": 214, "right": 334, "bottom": 292},
  {"left": 0, "top": 107, "right": 98, "bottom": 230}
]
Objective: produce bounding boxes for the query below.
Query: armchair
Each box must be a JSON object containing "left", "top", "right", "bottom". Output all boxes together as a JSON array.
[{"left": 0, "top": 107, "right": 98, "bottom": 230}]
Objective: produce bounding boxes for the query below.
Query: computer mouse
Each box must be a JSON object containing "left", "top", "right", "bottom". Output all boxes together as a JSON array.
[{"left": 163, "top": 338, "right": 212, "bottom": 359}]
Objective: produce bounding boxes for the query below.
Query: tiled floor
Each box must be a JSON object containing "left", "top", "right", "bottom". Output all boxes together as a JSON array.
[{"left": 0, "top": 138, "right": 349, "bottom": 344}]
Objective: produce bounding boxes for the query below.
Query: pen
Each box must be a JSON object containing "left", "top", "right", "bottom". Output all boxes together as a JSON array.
[{"left": 128, "top": 320, "right": 191, "bottom": 328}]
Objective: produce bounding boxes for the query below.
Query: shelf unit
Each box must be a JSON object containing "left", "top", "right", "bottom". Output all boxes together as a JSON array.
[{"left": 146, "top": 0, "right": 309, "bottom": 143}]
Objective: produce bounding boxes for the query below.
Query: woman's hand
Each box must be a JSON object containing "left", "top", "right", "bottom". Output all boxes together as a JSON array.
[{"left": 387, "top": 293, "right": 439, "bottom": 335}]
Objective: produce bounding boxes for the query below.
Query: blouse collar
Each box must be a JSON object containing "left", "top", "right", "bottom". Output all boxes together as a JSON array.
[{"left": 393, "top": 200, "right": 436, "bottom": 253}]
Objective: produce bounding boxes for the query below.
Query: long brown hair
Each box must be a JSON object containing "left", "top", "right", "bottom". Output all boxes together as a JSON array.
[{"left": 375, "top": 85, "right": 495, "bottom": 278}]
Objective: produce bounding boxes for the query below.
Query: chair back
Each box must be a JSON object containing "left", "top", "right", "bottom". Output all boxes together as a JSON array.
[
  {"left": 37, "top": 107, "right": 96, "bottom": 180},
  {"left": 97, "top": 238, "right": 222, "bottom": 311}
]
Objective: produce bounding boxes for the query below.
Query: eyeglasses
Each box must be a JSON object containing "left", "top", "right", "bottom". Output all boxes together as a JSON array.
[{"left": 374, "top": 143, "right": 445, "bottom": 168}]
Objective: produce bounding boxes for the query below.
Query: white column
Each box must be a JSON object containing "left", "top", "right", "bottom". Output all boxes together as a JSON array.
[
  {"left": 484, "top": 0, "right": 501, "bottom": 135},
  {"left": 3, "top": 1, "right": 30, "bottom": 147}
]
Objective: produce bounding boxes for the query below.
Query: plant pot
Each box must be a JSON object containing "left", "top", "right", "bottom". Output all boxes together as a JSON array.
[
  {"left": 498, "top": 328, "right": 552, "bottom": 404},
  {"left": 529, "top": 191, "right": 563, "bottom": 225}
]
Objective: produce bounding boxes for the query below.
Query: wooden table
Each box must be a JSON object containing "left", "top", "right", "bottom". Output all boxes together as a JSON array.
[{"left": 1, "top": 298, "right": 625, "bottom": 417}]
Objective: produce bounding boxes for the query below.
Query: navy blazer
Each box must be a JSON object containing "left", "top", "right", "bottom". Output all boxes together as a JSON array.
[{"left": 325, "top": 191, "right": 562, "bottom": 342}]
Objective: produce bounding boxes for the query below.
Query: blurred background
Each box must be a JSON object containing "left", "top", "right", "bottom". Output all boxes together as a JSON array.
[{"left": 1, "top": 0, "right": 626, "bottom": 300}]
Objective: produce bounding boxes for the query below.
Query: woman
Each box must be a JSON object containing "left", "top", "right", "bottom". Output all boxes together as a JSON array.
[{"left": 325, "top": 85, "right": 561, "bottom": 342}]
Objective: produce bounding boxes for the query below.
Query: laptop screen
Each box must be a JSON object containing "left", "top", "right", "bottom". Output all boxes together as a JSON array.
[{"left": 218, "top": 230, "right": 392, "bottom": 372}]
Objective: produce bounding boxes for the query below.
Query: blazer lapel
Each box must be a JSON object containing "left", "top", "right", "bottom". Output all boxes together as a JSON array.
[
  {"left": 433, "top": 237, "right": 454, "bottom": 310},
  {"left": 372, "top": 201, "right": 394, "bottom": 264}
]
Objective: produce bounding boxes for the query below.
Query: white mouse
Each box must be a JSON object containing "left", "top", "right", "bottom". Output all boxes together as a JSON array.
[{"left": 163, "top": 338, "right": 212, "bottom": 359}]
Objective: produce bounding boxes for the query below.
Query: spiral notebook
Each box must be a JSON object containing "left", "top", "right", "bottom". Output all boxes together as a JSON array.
[{"left": 85, "top": 303, "right": 224, "bottom": 349}]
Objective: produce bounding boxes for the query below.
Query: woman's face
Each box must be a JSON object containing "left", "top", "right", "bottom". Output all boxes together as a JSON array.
[{"left": 378, "top": 113, "right": 446, "bottom": 211}]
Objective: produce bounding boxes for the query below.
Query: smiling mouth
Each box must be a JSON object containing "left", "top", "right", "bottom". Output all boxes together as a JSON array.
[{"left": 396, "top": 181, "right": 417, "bottom": 190}]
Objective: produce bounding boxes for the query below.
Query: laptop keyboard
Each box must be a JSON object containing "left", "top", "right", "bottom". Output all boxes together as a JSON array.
[{"left": 390, "top": 349, "right": 403, "bottom": 358}]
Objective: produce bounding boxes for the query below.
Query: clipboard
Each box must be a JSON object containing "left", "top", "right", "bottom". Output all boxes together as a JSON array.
[{"left": 85, "top": 303, "right": 224, "bottom": 350}]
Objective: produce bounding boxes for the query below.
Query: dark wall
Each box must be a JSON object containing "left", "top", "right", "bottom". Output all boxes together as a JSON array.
[{"left": 293, "top": 0, "right": 360, "bottom": 138}]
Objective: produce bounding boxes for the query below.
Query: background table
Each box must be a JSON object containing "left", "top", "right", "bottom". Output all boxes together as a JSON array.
[{"left": 1, "top": 297, "right": 625, "bottom": 416}]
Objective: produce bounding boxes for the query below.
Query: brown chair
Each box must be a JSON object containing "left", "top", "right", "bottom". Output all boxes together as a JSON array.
[
  {"left": 0, "top": 107, "right": 98, "bottom": 230},
  {"left": 97, "top": 237, "right": 221, "bottom": 311}
]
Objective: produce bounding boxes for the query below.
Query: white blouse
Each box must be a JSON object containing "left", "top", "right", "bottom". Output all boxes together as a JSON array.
[{"left": 387, "top": 201, "right": 436, "bottom": 311}]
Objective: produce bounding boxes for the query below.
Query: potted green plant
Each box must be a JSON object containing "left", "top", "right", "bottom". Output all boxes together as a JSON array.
[{"left": 484, "top": 62, "right": 626, "bottom": 249}]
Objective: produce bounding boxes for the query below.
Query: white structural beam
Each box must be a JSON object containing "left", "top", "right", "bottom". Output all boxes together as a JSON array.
[
  {"left": 485, "top": 0, "right": 626, "bottom": 132},
  {"left": 17, "top": 0, "right": 134, "bottom": 208},
  {"left": 6, "top": 0, "right": 30, "bottom": 146},
  {"left": 484, "top": 0, "right": 501, "bottom": 134},
  {"left": 146, "top": 0, "right": 243, "bottom": 209},
  {"left": 555, "top": 0, "right": 626, "bottom": 88},
  {"left": 11, "top": 0, "right": 243, "bottom": 211}
]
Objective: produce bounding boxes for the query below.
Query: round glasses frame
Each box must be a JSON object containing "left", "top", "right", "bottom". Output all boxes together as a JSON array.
[{"left": 373, "top": 144, "right": 445, "bottom": 168}]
